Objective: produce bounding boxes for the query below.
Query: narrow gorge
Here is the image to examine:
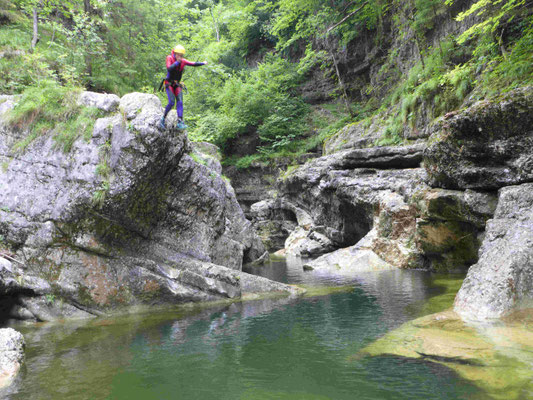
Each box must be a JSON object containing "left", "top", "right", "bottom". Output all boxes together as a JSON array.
[{"left": 0, "top": 0, "right": 532, "bottom": 397}]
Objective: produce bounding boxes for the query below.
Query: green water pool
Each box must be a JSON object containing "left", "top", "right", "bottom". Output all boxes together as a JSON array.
[{"left": 3, "top": 261, "right": 482, "bottom": 400}]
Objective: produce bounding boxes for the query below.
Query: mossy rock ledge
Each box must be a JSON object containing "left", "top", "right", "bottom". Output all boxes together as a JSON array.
[
  {"left": 0, "top": 91, "right": 298, "bottom": 322},
  {"left": 423, "top": 86, "right": 533, "bottom": 190}
]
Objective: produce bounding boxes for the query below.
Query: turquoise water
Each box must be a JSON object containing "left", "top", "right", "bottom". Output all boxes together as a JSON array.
[{"left": 3, "top": 260, "right": 480, "bottom": 399}]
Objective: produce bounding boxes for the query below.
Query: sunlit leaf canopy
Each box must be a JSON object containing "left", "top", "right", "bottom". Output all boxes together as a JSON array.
[{"left": 1, "top": 0, "right": 531, "bottom": 158}]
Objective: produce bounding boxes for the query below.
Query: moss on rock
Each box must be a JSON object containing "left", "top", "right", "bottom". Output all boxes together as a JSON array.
[{"left": 361, "top": 309, "right": 533, "bottom": 399}]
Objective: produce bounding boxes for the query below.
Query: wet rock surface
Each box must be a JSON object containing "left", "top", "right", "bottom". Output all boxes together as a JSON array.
[
  {"left": 0, "top": 92, "right": 297, "bottom": 322},
  {"left": 362, "top": 309, "right": 533, "bottom": 400}
]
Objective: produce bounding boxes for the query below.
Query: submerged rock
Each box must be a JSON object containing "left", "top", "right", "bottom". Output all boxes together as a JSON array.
[
  {"left": 0, "top": 328, "right": 24, "bottom": 389},
  {"left": 0, "top": 91, "right": 292, "bottom": 321},
  {"left": 362, "top": 309, "right": 533, "bottom": 399}
]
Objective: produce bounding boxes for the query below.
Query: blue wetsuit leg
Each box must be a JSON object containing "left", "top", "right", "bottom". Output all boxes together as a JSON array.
[
  {"left": 164, "top": 86, "right": 176, "bottom": 118},
  {"left": 176, "top": 91, "right": 183, "bottom": 119}
]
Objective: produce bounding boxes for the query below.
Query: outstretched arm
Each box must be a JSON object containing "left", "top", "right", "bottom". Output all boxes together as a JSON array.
[{"left": 182, "top": 58, "right": 208, "bottom": 67}]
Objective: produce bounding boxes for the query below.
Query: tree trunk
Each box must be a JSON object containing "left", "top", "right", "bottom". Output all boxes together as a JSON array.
[
  {"left": 84, "top": 0, "right": 92, "bottom": 14},
  {"left": 414, "top": 35, "right": 426, "bottom": 70},
  {"left": 209, "top": 7, "right": 220, "bottom": 42},
  {"left": 326, "top": 1, "right": 369, "bottom": 33},
  {"left": 327, "top": 37, "right": 354, "bottom": 118},
  {"left": 83, "top": 0, "right": 94, "bottom": 85},
  {"left": 31, "top": 7, "right": 39, "bottom": 51}
]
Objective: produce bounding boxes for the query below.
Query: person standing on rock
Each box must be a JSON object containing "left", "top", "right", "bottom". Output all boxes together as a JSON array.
[{"left": 159, "top": 44, "right": 208, "bottom": 130}]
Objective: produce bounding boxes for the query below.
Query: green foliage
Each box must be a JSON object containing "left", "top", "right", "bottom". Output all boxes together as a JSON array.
[
  {"left": 45, "top": 293, "right": 56, "bottom": 304},
  {"left": 189, "top": 151, "right": 209, "bottom": 167},
  {"left": 0, "top": 0, "right": 24, "bottom": 24},
  {"left": 412, "top": 0, "right": 446, "bottom": 34},
  {"left": 96, "top": 140, "right": 112, "bottom": 180},
  {"left": 268, "top": 0, "right": 323, "bottom": 51},
  {"left": 453, "top": 0, "right": 526, "bottom": 44},
  {"left": 92, "top": 181, "right": 110, "bottom": 209},
  {"left": 192, "top": 55, "right": 308, "bottom": 153},
  {"left": 378, "top": 35, "right": 478, "bottom": 139},
  {"left": 93, "top": 140, "right": 112, "bottom": 210},
  {"left": 7, "top": 79, "right": 103, "bottom": 152},
  {"left": 55, "top": 105, "right": 103, "bottom": 152},
  {"left": 0, "top": 28, "right": 57, "bottom": 93},
  {"left": 479, "top": 16, "right": 533, "bottom": 91},
  {"left": 223, "top": 101, "right": 353, "bottom": 167},
  {"left": 2, "top": 0, "right": 531, "bottom": 164},
  {"left": 297, "top": 44, "right": 328, "bottom": 76},
  {"left": 373, "top": 0, "right": 531, "bottom": 145},
  {"left": 231, "top": 154, "right": 264, "bottom": 169},
  {"left": 257, "top": 98, "right": 308, "bottom": 153},
  {"left": 376, "top": 115, "right": 404, "bottom": 146}
]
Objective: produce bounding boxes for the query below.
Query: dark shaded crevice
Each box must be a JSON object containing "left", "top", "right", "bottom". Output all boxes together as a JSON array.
[
  {"left": 415, "top": 351, "right": 485, "bottom": 366},
  {"left": 274, "top": 208, "right": 298, "bottom": 223},
  {"left": 338, "top": 201, "right": 373, "bottom": 247},
  {"left": 0, "top": 290, "right": 37, "bottom": 325},
  {"left": 67, "top": 299, "right": 105, "bottom": 317}
]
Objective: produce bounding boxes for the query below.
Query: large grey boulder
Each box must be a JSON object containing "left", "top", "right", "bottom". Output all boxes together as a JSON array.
[
  {"left": 302, "top": 229, "right": 395, "bottom": 274},
  {"left": 276, "top": 145, "right": 432, "bottom": 268},
  {"left": 78, "top": 91, "right": 120, "bottom": 112},
  {"left": 278, "top": 146, "right": 428, "bottom": 248},
  {"left": 0, "top": 91, "right": 280, "bottom": 321},
  {"left": 454, "top": 183, "right": 533, "bottom": 320},
  {"left": 328, "top": 143, "right": 425, "bottom": 169},
  {"left": 0, "top": 328, "right": 24, "bottom": 388},
  {"left": 323, "top": 114, "right": 385, "bottom": 155},
  {"left": 424, "top": 86, "right": 533, "bottom": 190}
]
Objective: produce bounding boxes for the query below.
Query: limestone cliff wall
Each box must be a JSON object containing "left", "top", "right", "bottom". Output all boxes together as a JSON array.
[
  {"left": 0, "top": 92, "right": 298, "bottom": 323},
  {"left": 249, "top": 86, "right": 533, "bottom": 320}
]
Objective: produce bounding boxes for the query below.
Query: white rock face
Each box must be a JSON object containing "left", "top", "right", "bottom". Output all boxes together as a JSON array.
[
  {"left": 0, "top": 328, "right": 25, "bottom": 389},
  {"left": 454, "top": 183, "right": 533, "bottom": 320},
  {"left": 303, "top": 229, "right": 395, "bottom": 274},
  {"left": 78, "top": 91, "right": 120, "bottom": 112}
]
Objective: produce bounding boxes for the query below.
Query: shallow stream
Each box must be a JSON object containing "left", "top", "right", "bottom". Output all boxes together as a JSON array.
[{"left": 3, "top": 258, "right": 486, "bottom": 399}]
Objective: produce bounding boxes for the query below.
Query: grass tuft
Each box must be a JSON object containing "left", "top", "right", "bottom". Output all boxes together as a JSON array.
[{"left": 7, "top": 79, "right": 105, "bottom": 153}]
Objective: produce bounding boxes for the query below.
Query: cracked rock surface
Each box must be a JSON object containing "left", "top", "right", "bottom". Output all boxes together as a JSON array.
[{"left": 0, "top": 92, "right": 295, "bottom": 322}]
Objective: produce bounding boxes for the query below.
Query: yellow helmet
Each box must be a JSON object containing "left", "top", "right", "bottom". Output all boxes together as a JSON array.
[{"left": 173, "top": 44, "right": 186, "bottom": 55}]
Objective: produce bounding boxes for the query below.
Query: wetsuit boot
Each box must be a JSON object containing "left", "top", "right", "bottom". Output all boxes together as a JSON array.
[{"left": 177, "top": 119, "right": 188, "bottom": 130}]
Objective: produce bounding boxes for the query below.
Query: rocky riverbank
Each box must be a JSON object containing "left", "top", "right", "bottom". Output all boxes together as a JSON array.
[
  {"left": 241, "top": 86, "right": 533, "bottom": 321},
  {"left": 362, "top": 309, "right": 533, "bottom": 399}
]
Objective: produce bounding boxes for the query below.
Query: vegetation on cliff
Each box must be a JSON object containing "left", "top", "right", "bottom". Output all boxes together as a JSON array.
[{"left": 0, "top": 0, "right": 531, "bottom": 161}]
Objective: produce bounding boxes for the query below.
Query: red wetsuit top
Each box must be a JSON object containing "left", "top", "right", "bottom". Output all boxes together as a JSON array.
[{"left": 165, "top": 51, "right": 205, "bottom": 92}]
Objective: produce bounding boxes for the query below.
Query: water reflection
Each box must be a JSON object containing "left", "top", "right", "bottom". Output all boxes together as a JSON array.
[
  {"left": 3, "top": 259, "right": 476, "bottom": 400},
  {"left": 244, "top": 255, "right": 460, "bottom": 328}
]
